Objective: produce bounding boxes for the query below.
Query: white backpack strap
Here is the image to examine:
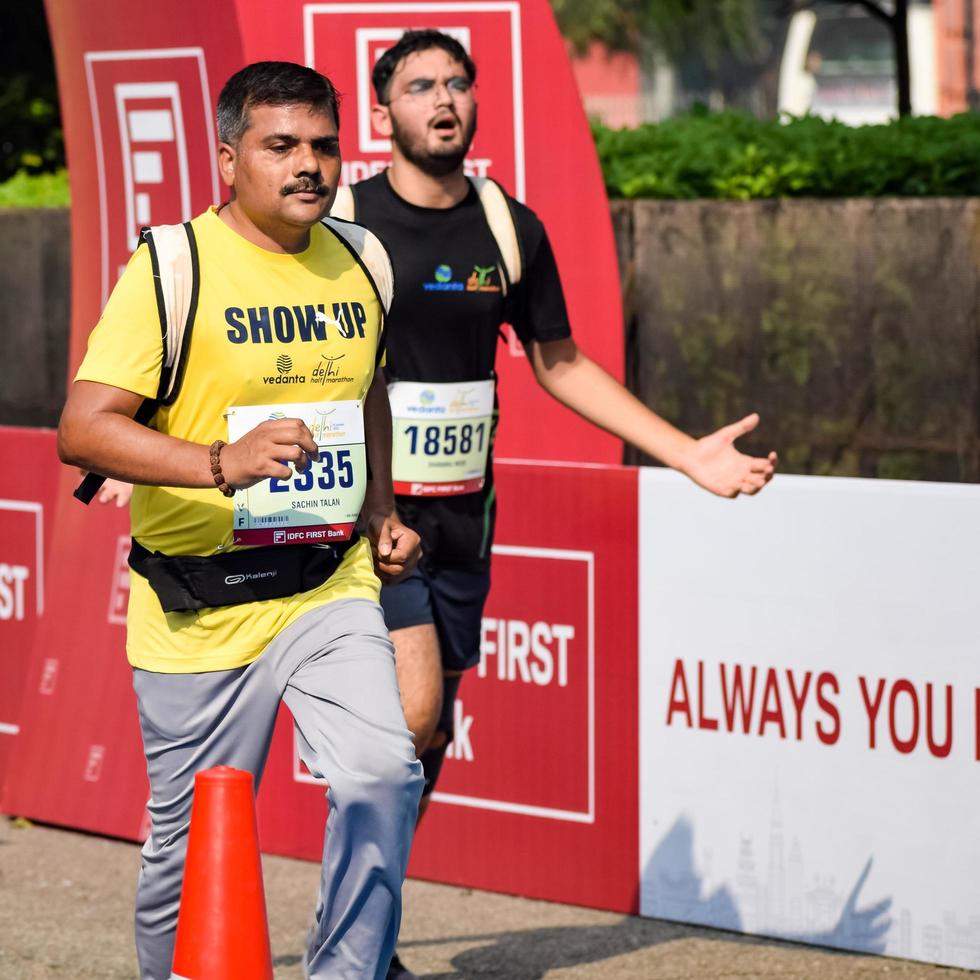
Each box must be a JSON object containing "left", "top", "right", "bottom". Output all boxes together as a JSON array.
[
  {"left": 330, "top": 184, "right": 356, "bottom": 222},
  {"left": 322, "top": 217, "right": 394, "bottom": 315},
  {"left": 142, "top": 221, "right": 198, "bottom": 404},
  {"left": 74, "top": 221, "right": 196, "bottom": 505},
  {"left": 469, "top": 176, "right": 523, "bottom": 288}
]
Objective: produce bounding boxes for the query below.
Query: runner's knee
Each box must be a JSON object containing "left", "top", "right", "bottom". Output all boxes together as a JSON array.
[{"left": 323, "top": 734, "right": 423, "bottom": 817}]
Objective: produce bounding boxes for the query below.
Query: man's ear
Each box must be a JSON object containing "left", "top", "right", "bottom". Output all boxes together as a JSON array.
[
  {"left": 218, "top": 141, "right": 236, "bottom": 188},
  {"left": 371, "top": 103, "right": 393, "bottom": 139}
]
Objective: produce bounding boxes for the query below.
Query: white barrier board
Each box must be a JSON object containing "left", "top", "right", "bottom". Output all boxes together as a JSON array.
[{"left": 639, "top": 470, "right": 980, "bottom": 970}]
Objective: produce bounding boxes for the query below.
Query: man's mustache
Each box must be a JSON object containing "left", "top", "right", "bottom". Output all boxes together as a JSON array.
[{"left": 281, "top": 179, "right": 328, "bottom": 197}]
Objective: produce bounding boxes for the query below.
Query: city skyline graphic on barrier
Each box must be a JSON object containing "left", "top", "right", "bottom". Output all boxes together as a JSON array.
[{"left": 645, "top": 788, "right": 980, "bottom": 968}]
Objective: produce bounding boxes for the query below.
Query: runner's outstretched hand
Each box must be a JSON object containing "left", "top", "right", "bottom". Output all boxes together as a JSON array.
[
  {"left": 682, "top": 413, "right": 777, "bottom": 498},
  {"left": 220, "top": 418, "right": 319, "bottom": 489},
  {"left": 365, "top": 512, "right": 421, "bottom": 583}
]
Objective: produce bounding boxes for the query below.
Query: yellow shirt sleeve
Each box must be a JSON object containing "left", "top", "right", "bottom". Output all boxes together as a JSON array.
[{"left": 74, "top": 244, "right": 163, "bottom": 400}]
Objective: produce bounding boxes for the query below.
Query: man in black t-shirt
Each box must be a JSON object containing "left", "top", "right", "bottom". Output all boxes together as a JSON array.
[{"left": 335, "top": 30, "right": 778, "bottom": 980}]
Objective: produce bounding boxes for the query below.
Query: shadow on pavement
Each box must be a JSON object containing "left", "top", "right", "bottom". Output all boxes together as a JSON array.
[{"left": 398, "top": 915, "right": 857, "bottom": 980}]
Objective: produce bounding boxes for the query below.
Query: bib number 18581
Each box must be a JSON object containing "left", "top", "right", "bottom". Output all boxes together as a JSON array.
[
  {"left": 388, "top": 380, "right": 494, "bottom": 497},
  {"left": 403, "top": 422, "right": 487, "bottom": 458}
]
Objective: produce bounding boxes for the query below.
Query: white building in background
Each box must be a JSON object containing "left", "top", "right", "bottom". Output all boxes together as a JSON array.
[{"left": 779, "top": 2, "right": 937, "bottom": 123}]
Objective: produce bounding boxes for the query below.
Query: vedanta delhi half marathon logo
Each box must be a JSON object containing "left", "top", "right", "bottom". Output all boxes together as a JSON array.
[
  {"left": 449, "top": 388, "right": 481, "bottom": 414},
  {"left": 312, "top": 353, "right": 355, "bottom": 386},
  {"left": 310, "top": 407, "right": 347, "bottom": 442},
  {"left": 408, "top": 389, "right": 445, "bottom": 416},
  {"left": 423, "top": 263, "right": 502, "bottom": 294},
  {"left": 424, "top": 264, "right": 464, "bottom": 292},
  {"left": 264, "top": 354, "right": 306, "bottom": 385},
  {"left": 466, "top": 265, "right": 501, "bottom": 293}
]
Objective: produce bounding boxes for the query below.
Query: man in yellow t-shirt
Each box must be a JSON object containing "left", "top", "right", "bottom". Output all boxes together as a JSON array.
[{"left": 59, "top": 62, "right": 423, "bottom": 980}]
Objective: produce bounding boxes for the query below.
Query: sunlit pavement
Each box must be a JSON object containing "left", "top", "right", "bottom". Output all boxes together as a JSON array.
[{"left": 0, "top": 819, "right": 969, "bottom": 979}]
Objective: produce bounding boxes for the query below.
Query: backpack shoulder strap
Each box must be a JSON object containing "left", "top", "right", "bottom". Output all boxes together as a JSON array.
[
  {"left": 469, "top": 176, "right": 523, "bottom": 288},
  {"left": 330, "top": 184, "right": 357, "bottom": 222},
  {"left": 321, "top": 217, "right": 394, "bottom": 367},
  {"left": 74, "top": 221, "right": 198, "bottom": 505},
  {"left": 142, "top": 221, "right": 199, "bottom": 405},
  {"left": 321, "top": 217, "right": 394, "bottom": 314}
]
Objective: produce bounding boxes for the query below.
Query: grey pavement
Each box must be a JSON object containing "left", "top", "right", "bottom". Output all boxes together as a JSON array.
[{"left": 0, "top": 817, "right": 971, "bottom": 979}]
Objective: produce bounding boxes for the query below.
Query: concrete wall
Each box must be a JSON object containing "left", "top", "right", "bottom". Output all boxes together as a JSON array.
[
  {"left": 611, "top": 199, "right": 980, "bottom": 482},
  {"left": 3, "top": 202, "right": 978, "bottom": 482},
  {"left": 0, "top": 209, "right": 70, "bottom": 428}
]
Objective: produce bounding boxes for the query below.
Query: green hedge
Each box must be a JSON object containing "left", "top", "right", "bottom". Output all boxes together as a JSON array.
[
  {"left": 594, "top": 111, "right": 980, "bottom": 199},
  {"left": 0, "top": 169, "right": 70, "bottom": 208}
]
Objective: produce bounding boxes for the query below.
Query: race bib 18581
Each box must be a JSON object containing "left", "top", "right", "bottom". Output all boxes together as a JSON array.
[
  {"left": 226, "top": 400, "right": 366, "bottom": 545},
  {"left": 388, "top": 380, "right": 494, "bottom": 497}
]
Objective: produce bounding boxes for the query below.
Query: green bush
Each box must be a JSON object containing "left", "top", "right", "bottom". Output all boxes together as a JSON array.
[
  {"left": 594, "top": 111, "right": 980, "bottom": 199},
  {"left": 0, "top": 168, "right": 70, "bottom": 208}
]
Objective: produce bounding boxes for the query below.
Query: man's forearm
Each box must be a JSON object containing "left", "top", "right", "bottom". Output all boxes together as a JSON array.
[
  {"left": 59, "top": 402, "right": 213, "bottom": 489},
  {"left": 531, "top": 339, "right": 696, "bottom": 472}
]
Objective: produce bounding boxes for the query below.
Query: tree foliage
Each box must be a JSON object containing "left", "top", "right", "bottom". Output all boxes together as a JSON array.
[
  {"left": 551, "top": 0, "right": 766, "bottom": 66},
  {"left": 0, "top": 1, "right": 64, "bottom": 181}
]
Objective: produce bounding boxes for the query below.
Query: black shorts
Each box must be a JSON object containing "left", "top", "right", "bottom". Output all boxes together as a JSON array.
[{"left": 380, "top": 562, "right": 491, "bottom": 673}]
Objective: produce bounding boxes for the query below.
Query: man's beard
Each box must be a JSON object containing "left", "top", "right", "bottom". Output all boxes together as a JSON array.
[{"left": 390, "top": 108, "right": 477, "bottom": 177}]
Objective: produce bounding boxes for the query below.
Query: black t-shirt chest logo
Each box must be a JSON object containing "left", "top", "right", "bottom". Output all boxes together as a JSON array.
[{"left": 422, "top": 263, "right": 502, "bottom": 294}]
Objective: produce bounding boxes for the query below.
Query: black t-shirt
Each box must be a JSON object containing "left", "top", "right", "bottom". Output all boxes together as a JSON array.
[{"left": 351, "top": 172, "right": 571, "bottom": 566}]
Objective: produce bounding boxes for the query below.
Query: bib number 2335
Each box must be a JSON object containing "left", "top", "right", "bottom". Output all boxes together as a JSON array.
[{"left": 226, "top": 400, "right": 366, "bottom": 546}]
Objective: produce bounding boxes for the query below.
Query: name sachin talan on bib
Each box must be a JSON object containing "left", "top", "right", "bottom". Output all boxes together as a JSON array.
[
  {"left": 226, "top": 400, "right": 366, "bottom": 545},
  {"left": 388, "top": 380, "right": 494, "bottom": 497}
]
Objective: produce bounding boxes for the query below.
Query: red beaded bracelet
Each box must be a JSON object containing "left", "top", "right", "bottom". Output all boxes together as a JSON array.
[{"left": 209, "top": 440, "right": 235, "bottom": 497}]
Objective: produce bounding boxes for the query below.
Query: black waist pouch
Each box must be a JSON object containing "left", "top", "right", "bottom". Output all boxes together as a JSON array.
[{"left": 128, "top": 535, "right": 359, "bottom": 613}]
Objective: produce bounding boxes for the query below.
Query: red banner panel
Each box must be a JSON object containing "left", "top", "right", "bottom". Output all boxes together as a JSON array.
[
  {"left": 257, "top": 461, "right": 640, "bottom": 913},
  {"left": 83, "top": 49, "right": 222, "bottom": 305},
  {"left": 437, "top": 547, "right": 593, "bottom": 818},
  {"left": 47, "top": 0, "right": 622, "bottom": 466},
  {"left": 2, "top": 446, "right": 639, "bottom": 912},
  {"left": 0, "top": 428, "right": 59, "bottom": 802},
  {"left": 1, "top": 465, "right": 148, "bottom": 839},
  {"left": 284, "top": 0, "right": 623, "bottom": 464},
  {"left": 411, "top": 461, "right": 639, "bottom": 911},
  {"left": 301, "top": 6, "right": 521, "bottom": 195}
]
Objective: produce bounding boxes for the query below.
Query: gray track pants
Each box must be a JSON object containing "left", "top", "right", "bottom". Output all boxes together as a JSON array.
[{"left": 132, "top": 598, "right": 423, "bottom": 980}]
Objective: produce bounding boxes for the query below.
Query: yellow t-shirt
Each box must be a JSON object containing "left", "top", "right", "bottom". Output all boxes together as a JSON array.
[{"left": 76, "top": 207, "right": 385, "bottom": 673}]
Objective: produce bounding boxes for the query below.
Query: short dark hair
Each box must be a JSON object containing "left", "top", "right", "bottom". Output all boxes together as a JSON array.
[
  {"left": 217, "top": 61, "right": 341, "bottom": 144},
  {"left": 371, "top": 29, "right": 476, "bottom": 104}
]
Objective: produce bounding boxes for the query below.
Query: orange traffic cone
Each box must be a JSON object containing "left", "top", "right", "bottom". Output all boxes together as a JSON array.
[{"left": 169, "top": 766, "right": 273, "bottom": 980}]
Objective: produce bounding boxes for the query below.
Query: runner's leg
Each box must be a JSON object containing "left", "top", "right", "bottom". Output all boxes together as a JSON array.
[
  {"left": 282, "top": 599, "right": 423, "bottom": 980},
  {"left": 381, "top": 568, "right": 445, "bottom": 767},
  {"left": 132, "top": 658, "right": 281, "bottom": 980},
  {"left": 379, "top": 563, "right": 488, "bottom": 979},
  {"left": 392, "top": 623, "right": 443, "bottom": 757}
]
